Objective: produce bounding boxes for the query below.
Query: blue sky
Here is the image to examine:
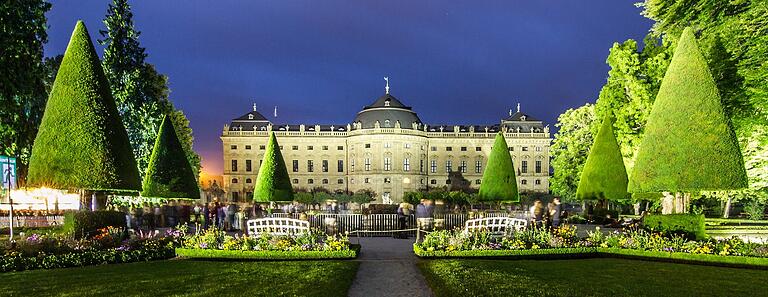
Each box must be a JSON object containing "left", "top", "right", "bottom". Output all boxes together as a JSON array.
[{"left": 44, "top": 1, "right": 653, "bottom": 174}]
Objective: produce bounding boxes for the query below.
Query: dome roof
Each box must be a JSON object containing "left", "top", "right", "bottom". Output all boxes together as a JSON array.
[{"left": 353, "top": 93, "right": 422, "bottom": 129}]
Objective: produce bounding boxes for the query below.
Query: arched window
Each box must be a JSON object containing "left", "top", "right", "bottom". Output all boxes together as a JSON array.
[
  {"left": 231, "top": 178, "right": 238, "bottom": 184},
  {"left": 245, "top": 178, "right": 252, "bottom": 183},
  {"left": 384, "top": 119, "right": 391, "bottom": 127}
]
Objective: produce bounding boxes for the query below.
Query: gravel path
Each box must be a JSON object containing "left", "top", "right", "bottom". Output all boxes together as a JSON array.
[{"left": 348, "top": 237, "right": 433, "bottom": 297}]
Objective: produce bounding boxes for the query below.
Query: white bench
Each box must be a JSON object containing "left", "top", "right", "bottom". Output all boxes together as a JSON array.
[
  {"left": 246, "top": 218, "right": 310, "bottom": 236},
  {"left": 463, "top": 217, "right": 527, "bottom": 236}
]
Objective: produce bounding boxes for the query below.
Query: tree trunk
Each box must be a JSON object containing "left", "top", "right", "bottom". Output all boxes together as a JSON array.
[{"left": 723, "top": 197, "right": 732, "bottom": 219}]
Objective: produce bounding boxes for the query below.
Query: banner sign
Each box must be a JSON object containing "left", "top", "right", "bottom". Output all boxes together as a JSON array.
[{"left": 0, "top": 156, "right": 17, "bottom": 193}]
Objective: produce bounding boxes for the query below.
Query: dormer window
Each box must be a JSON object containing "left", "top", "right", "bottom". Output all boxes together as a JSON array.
[
  {"left": 384, "top": 119, "right": 391, "bottom": 127},
  {"left": 384, "top": 100, "right": 391, "bottom": 107},
  {"left": 521, "top": 115, "right": 527, "bottom": 121}
]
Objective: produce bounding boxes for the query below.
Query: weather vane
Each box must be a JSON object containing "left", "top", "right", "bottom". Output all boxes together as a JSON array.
[{"left": 384, "top": 76, "right": 390, "bottom": 94}]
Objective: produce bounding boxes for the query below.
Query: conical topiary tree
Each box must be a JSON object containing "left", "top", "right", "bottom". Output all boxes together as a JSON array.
[
  {"left": 253, "top": 132, "right": 293, "bottom": 202},
  {"left": 576, "top": 115, "right": 628, "bottom": 202},
  {"left": 479, "top": 132, "right": 519, "bottom": 203},
  {"left": 141, "top": 115, "right": 200, "bottom": 199},
  {"left": 629, "top": 27, "right": 747, "bottom": 213},
  {"left": 27, "top": 21, "right": 140, "bottom": 192}
]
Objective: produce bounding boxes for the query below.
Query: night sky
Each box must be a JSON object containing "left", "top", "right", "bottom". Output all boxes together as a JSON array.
[{"left": 44, "top": 1, "right": 653, "bottom": 175}]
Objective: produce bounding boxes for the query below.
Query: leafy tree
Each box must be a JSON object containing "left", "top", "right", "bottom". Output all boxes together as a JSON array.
[
  {"left": 479, "top": 133, "right": 519, "bottom": 202},
  {"left": 402, "top": 191, "right": 423, "bottom": 205},
  {"left": 141, "top": 115, "right": 200, "bottom": 199},
  {"left": 629, "top": 27, "right": 747, "bottom": 212},
  {"left": 576, "top": 115, "right": 629, "bottom": 202},
  {"left": 550, "top": 104, "right": 596, "bottom": 200},
  {"left": 0, "top": 0, "right": 52, "bottom": 183},
  {"left": 27, "top": 21, "right": 140, "bottom": 191},
  {"left": 99, "top": 0, "right": 200, "bottom": 177},
  {"left": 253, "top": 132, "right": 293, "bottom": 202}
]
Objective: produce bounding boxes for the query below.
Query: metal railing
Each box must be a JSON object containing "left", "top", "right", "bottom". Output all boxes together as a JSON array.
[{"left": 0, "top": 215, "right": 64, "bottom": 228}]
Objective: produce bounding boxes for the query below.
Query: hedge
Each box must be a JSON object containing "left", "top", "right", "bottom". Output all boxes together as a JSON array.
[
  {"left": 478, "top": 132, "right": 519, "bottom": 202},
  {"left": 253, "top": 132, "right": 293, "bottom": 202},
  {"left": 27, "top": 20, "right": 140, "bottom": 191},
  {"left": 175, "top": 245, "right": 359, "bottom": 260},
  {"left": 629, "top": 27, "right": 747, "bottom": 193},
  {"left": 644, "top": 213, "right": 707, "bottom": 241},
  {"left": 141, "top": 115, "right": 200, "bottom": 199},
  {"left": 414, "top": 245, "right": 768, "bottom": 269},
  {"left": 576, "top": 115, "right": 628, "bottom": 201},
  {"left": 70, "top": 210, "right": 127, "bottom": 239},
  {"left": 0, "top": 247, "right": 175, "bottom": 273}
]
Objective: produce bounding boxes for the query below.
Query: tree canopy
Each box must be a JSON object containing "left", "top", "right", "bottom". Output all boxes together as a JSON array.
[
  {"left": 550, "top": 104, "right": 596, "bottom": 200},
  {"left": 253, "top": 132, "right": 293, "bottom": 202},
  {"left": 478, "top": 133, "right": 519, "bottom": 202},
  {"left": 576, "top": 115, "right": 628, "bottom": 201},
  {"left": 27, "top": 21, "right": 140, "bottom": 191},
  {"left": 141, "top": 115, "right": 200, "bottom": 199},
  {"left": 629, "top": 27, "right": 747, "bottom": 193}
]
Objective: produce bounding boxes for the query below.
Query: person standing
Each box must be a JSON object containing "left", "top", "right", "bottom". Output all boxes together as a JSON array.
[
  {"left": 201, "top": 203, "right": 210, "bottom": 230},
  {"left": 227, "top": 203, "right": 236, "bottom": 231},
  {"left": 549, "top": 197, "right": 562, "bottom": 228},
  {"left": 217, "top": 203, "right": 226, "bottom": 230},
  {"left": 531, "top": 200, "right": 544, "bottom": 228}
]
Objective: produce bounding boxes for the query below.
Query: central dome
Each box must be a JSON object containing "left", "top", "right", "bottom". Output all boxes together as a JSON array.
[{"left": 353, "top": 93, "right": 422, "bottom": 129}]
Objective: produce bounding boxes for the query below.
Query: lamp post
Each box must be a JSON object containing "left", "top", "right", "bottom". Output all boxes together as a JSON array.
[{"left": 2, "top": 156, "right": 16, "bottom": 242}]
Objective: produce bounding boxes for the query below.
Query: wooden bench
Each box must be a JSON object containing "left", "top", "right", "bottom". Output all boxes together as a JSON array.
[
  {"left": 246, "top": 218, "right": 310, "bottom": 236},
  {"left": 463, "top": 217, "right": 528, "bottom": 236}
]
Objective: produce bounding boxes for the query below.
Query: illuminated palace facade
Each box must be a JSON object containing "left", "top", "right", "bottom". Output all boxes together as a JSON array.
[{"left": 221, "top": 84, "right": 551, "bottom": 204}]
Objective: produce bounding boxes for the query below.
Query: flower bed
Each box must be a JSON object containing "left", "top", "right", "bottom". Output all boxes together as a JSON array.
[
  {"left": 0, "top": 228, "right": 182, "bottom": 272},
  {"left": 414, "top": 225, "right": 768, "bottom": 268},
  {"left": 178, "top": 228, "right": 358, "bottom": 260}
]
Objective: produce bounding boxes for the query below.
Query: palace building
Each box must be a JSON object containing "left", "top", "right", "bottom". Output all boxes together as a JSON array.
[{"left": 221, "top": 81, "right": 551, "bottom": 203}]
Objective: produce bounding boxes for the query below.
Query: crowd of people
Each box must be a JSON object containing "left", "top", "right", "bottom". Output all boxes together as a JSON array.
[
  {"left": 118, "top": 201, "right": 253, "bottom": 232},
  {"left": 529, "top": 197, "right": 562, "bottom": 228}
]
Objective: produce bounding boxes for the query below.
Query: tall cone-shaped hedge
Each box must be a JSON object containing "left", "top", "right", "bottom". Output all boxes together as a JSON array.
[
  {"left": 141, "top": 115, "right": 200, "bottom": 199},
  {"left": 629, "top": 27, "right": 747, "bottom": 193},
  {"left": 576, "top": 115, "right": 628, "bottom": 201},
  {"left": 253, "top": 132, "right": 293, "bottom": 202},
  {"left": 479, "top": 132, "right": 519, "bottom": 202},
  {"left": 27, "top": 21, "right": 140, "bottom": 191}
]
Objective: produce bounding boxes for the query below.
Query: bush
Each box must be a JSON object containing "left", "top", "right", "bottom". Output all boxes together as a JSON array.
[
  {"left": 175, "top": 247, "right": 358, "bottom": 260},
  {"left": 592, "top": 208, "right": 619, "bottom": 224},
  {"left": 72, "top": 211, "right": 127, "bottom": 239},
  {"left": 367, "top": 204, "right": 398, "bottom": 214},
  {"left": 744, "top": 201, "right": 765, "bottom": 221},
  {"left": 643, "top": 214, "right": 706, "bottom": 240}
]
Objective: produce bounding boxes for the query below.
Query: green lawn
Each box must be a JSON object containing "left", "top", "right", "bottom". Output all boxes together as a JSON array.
[
  {"left": 419, "top": 258, "right": 768, "bottom": 297},
  {"left": 0, "top": 259, "right": 359, "bottom": 297}
]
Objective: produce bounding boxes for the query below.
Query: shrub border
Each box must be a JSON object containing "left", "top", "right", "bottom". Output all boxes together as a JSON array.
[
  {"left": 0, "top": 247, "right": 175, "bottom": 273},
  {"left": 414, "top": 245, "right": 768, "bottom": 269},
  {"left": 175, "top": 244, "right": 360, "bottom": 261}
]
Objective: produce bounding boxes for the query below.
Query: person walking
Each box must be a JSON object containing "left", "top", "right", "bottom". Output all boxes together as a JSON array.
[
  {"left": 201, "top": 203, "right": 210, "bottom": 230},
  {"left": 217, "top": 203, "right": 226, "bottom": 230},
  {"left": 530, "top": 200, "right": 544, "bottom": 228},
  {"left": 549, "top": 197, "right": 563, "bottom": 228}
]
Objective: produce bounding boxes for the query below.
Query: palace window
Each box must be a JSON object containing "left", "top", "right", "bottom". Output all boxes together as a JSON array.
[
  {"left": 521, "top": 179, "right": 527, "bottom": 185},
  {"left": 446, "top": 179, "right": 451, "bottom": 185},
  {"left": 521, "top": 160, "right": 528, "bottom": 173},
  {"left": 384, "top": 177, "right": 391, "bottom": 184},
  {"left": 365, "top": 144, "right": 371, "bottom": 148},
  {"left": 245, "top": 145, "right": 251, "bottom": 150},
  {"left": 430, "top": 146, "right": 437, "bottom": 151},
  {"left": 461, "top": 147, "right": 467, "bottom": 151},
  {"left": 292, "top": 160, "right": 299, "bottom": 172},
  {"left": 384, "top": 157, "right": 392, "bottom": 171},
  {"left": 431, "top": 160, "right": 437, "bottom": 173},
  {"left": 365, "top": 178, "right": 370, "bottom": 184},
  {"left": 351, "top": 159, "right": 355, "bottom": 172},
  {"left": 322, "top": 179, "right": 329, "bottom": 184},
  {"left": 308, "top": 179, "right": 314, "bottom": 184},
  {"left": 430, "top": 179, "right": 437, "bottom": 185},
  {"left": 475, "top": 147, "right": 482, "bottom": 151},
  {"left": 535, "top": 146, "right": 542, "bottom": 152},
  {"left": 459, "top": 160, "right": 467, "bottom": 173},
  {"left": 338, "top": 160, "right": 344, "bottom": 172},
  {"left": 535, "top": 179, "right": 541, "bottom": 185},
  {"left": 337, "top": 179, "right": 344, "bottom": 184},
  {"left": 307, "top": 160, "right": 314, "bottom": 172},
  {"left": 365, "top": 158, "right": 371, "bottom": 171},
  {"left": 404, "top": 143, "right": 411, "bottom": 149},
  {"left": 475, "top": 179, "right": 481, "bottom": 185},
  {"left": 232, "top": 192, "right": 239, "bottom": 201},
  {"left": 231, "top": 160, "right": 238, "bottom": 172},
  {"left": 259, "top": 145, "right": 265, "bottom": 150},
  {"left": 245, "top": 178, "right": 252, "bottom": 183},
  {"left": 445, "top": 160, "right": 453, "bottom": 173},
  {"left": 420, "top": 159, "right": 424, "bottom": 173},
  {"left": 337, "top": 146, "right": 344, "bottom": 150},
  {"left": 245, "top": 160, "right": 252, "bottom": 172},
  {"left": 307, "top": 145, "right": 314, "bottom": 150},
  {"left": 446, "top": 147, "right": 453, "bottom": 151},
  {"left": 231, "top": 178, "right": 238, "bottom": 184},
  {"left": 403, "top": 158, "right": 410, "bottom": 171},
  {"left": 522, "top": 147, "right": 529, "bottom": 151},
  {"left": 508, "top": 147, "right": 514, "bottom": 151},
  {"left": 535, "top": 160, "right": 542, "bottom": 173},
  {"left": 230, "top": 145, "right": 237, "bottom": 150},
  {"left": 292, "top": 145, "right": 299, "bottom": 150},
  {"left": 475, "top": 160, "right": 482, "bottom": 173},
  {"left": 322, "top": 160, "right": 329, "bottom": 172},
  {"left": 322, "top": 145, "right": 329, "bottom": 150},
  {"left": 292, "top": 179, "right": 298, "bottom": 184},
  {"left": 384, "top": 142, "right": 391, "bottom": 148},
  {"left": 384, "top": 119, "right": 391, "bottom": 127}
]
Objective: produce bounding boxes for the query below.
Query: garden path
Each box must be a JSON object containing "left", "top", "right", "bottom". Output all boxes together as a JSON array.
[{"left": 348, "top": 237, "right": 433, "bottom": 297}]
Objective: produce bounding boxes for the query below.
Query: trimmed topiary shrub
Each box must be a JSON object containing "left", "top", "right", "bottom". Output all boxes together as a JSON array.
[
  {"left": 643, "top": 213, "right": 707, "bottom": 241},
  {"left": 629, "top": 27, "right": 747, "bottom": 194},
  {"left": 141, "top": 115, "right": 200, "bottom": 199},
  {"left": 479, "top": 133, "right": 519, "bottom": 202},
  {"left": 71, "top": 210, "right": 126, "bottom": 239},
  {"left": 27, "top": 21, "right": 140, "bottom": 192},
  {"left": 576, "top": 115, "right": 628, "bottom": 202},
  {"left": 253, "top": 132, "right": 293, "bottom": 202}
]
